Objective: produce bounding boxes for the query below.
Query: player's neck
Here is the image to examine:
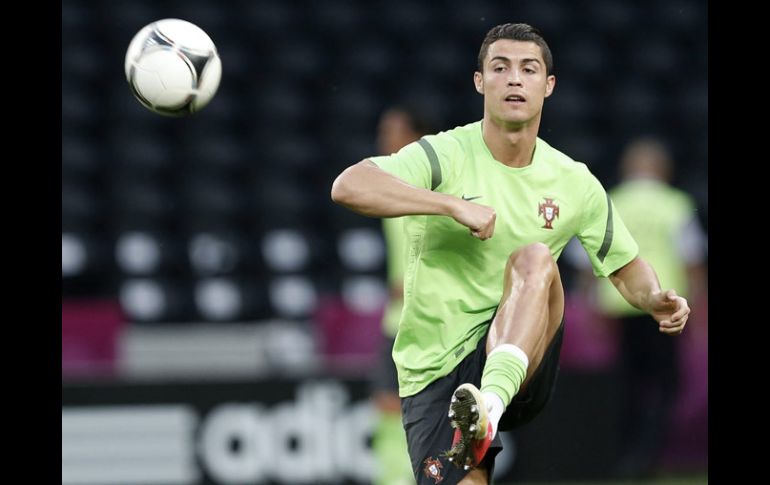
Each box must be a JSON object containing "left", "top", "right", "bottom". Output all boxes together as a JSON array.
[{"left": 481, "top": 116, "right": 539, "bottom": 168}]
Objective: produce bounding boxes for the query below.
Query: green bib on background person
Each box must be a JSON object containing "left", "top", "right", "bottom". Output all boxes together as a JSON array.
[
  {"left": 597, "top": 179, "right": 697, "bottom": 316},
  {"left": 381, "top": 216, "right": 407, "bottom": 338}
]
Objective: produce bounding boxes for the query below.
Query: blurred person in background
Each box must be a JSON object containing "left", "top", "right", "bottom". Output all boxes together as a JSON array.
[
  {"left": 568, "top": 136, "right": 707, "bottom": 478},
  {"left": 371, "top": 106, "right": 437, "bottom": 485},
  {"left": 332, "top": 23, "right": 690, "bottom": 485}
]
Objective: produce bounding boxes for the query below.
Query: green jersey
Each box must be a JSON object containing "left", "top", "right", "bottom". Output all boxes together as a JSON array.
[{"left": 370, "top": 121, "right": 638, "bottom": 397}]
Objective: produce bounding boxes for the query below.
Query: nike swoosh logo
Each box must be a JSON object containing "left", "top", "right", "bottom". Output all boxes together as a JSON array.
[{"left": 462, "top": 194, "right": 483, "bottom": 201}]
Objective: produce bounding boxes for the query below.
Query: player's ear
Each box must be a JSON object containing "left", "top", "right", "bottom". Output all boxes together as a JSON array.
[
  {"left": 474, "top": 71, "right": 484, "bottom": 95},
  {"left": 544, "top": 74, "right": 556, "bottom": 98}
]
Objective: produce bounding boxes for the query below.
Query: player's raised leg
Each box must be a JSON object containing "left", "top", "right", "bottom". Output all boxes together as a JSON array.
[
  {"left": 446, "top": 242, "right": 565, "bottom": 475},
  {"left": 486, "top": 242, "right": 565, "bottom": 383}
]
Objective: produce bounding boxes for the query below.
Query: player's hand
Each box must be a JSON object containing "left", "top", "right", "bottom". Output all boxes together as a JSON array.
[
  {"left": 648, "top": 289, "right": 690, "bottom": 335},
  {"left": 451, "top": 198, "right": 496, "bottom": 240}
]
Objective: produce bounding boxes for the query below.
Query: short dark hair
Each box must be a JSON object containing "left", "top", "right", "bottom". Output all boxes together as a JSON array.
[{"left": 477, "top": 23, "right": 554, "bottom": 75}]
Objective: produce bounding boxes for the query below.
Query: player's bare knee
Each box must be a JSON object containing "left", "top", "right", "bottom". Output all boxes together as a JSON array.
[{"left": 507, "top": 243, "right": 556, "bottom": 280}]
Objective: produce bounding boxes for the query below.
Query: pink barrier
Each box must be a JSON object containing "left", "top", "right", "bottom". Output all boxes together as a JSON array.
[
  {"left": 313, "top": 295, "right": 383, "bottom": 370},
  {"left": 61, "top": 299, "right": 124, "bottom": 377}
]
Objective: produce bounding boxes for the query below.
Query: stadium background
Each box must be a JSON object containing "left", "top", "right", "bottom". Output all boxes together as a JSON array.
[{"left": 62, "top": 1, "right": 708, "bottom": 483}]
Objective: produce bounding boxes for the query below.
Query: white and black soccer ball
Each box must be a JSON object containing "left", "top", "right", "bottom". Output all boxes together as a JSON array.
[{"left": 124, "top": 18, "right": 222, "bottom": 116}]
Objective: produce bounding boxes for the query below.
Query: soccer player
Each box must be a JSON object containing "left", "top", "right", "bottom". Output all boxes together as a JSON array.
[
  {"left": 371, "top": 106, "right": 437, "bottom": 485},
  {"left": 331, "top": 23, "right": 690, "bottom": 485}
]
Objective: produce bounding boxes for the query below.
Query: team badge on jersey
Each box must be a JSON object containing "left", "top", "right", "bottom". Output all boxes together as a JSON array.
[
  {"left": 423, "top": 457, "right": 444, "bottom": 483},
  {"left": 538, "top": 198, "right": 560, "bottom": 229}
]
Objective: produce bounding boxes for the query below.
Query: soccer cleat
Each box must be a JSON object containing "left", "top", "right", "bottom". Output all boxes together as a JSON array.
[{"left": 442, "top": 383, "right": 494, "bottom": 470}]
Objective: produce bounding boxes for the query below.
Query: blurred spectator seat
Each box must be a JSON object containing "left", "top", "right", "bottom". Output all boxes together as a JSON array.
[
  {"left": 184, "top": 132, "right": 249, "bottom": 175},
  {"left": 627, "top": 35, "right": 681, "bottom": 81},
  {"left": 115, "top": 230, "right": 185, "bottom": 276},
  {"left": 62, "top": 232, "right": 109, "bottom": 279},
  {"left": 374, "top": 0, "right": 432, "bottom": 39},
  {"left": 336, "top": 227, "right": 386, "bottom": 273},
  {"left": 240, "top": 0, "right": 295, "bottom": 38},
  {"left": 62, "top": 84, "right": 99, "bottom": 127},
  {"left": 111, "top": 179, "right": 178, "bottom": 229},
  {"left": 306, "top": 0, "right": 365, "bottom": 39},
  {"left": 609, "top": 81, "right": 664, "bottom": 134},
  {"left": 584, "top": 0, "right": 641, "bottom": 35},
  {"left": 194, "top": 277, "right": 271, "bottom": 321},
  {"left": 111, "top": 130, "right": 175, "bottom": 174},
  {"left": 268, "top": 39, "right": 328, "bottom": 78},
  {"left": 181, "top": 175, "right": 251, "bottom": 226},
  {"left": 654, "top": 0, "right": 707, "bottom": 36},
  {"left": 119, "top": 277, "right": 195, "bottom": 323},
  {"left": 62, "top": 136, "right": 101, "bottom": 179},
  {"left": 254, "top": 80, "right": 315, "bottom": 129},
  {"left": 517, "top": 2, "right": 568, "bottom": 39},
  {"left": 189, "top": 230, "right": 257, "bottom": 276},
  {"left": 560, "top": 36, "right": 610, "bottom": 82},
  {"left": 261, "top": 228, "right": 313, "bottom": 274},
  {"left": 445, "top": 0, "right": 501, "bottom": 38},
  {"left": 411, "top": 39, "right": 474, "bottom": 78},
  {"left": 62, "top": 181, "right": 100, "bottom": 229},
  {"left": 268, "top": 275, "right": 319, "bottom": 320}
]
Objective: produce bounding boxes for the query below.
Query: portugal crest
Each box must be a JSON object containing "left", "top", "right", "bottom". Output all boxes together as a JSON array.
[
  {"left": 423, "top": 457, "right": 444, "bottom": 483},
  {"left": 538, "top": 198, "right": 560, "bottom": 229}
]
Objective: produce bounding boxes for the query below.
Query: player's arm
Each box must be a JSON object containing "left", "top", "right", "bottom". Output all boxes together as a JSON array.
[
  {"left": 331, "top": 160, "right": 496, "bottom": 240},
  {"left": 331, "top": 160, "right": 455, "bottom": 217},
  {"left": 609, "top": 256, "right": 690, "bottom": 335}
]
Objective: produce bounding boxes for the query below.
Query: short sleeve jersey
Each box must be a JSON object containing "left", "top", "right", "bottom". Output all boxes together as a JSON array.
[{"left": 369, "top": 121, "right": 638, "bottom": 397}]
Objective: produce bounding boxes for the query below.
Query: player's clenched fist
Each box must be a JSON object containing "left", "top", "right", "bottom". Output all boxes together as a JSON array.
[{"left": 451, "top": 198, "right": 497, "bottom": 240}]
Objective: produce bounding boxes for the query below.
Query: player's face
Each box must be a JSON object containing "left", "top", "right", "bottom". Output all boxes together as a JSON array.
[{"left": 474, "top": 40, "right": 555, "bottom": 126}]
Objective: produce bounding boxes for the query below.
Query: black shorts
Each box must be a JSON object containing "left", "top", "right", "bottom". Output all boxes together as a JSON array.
[{"left": 400, "top": 320, "right": 565, "bottom": 484}]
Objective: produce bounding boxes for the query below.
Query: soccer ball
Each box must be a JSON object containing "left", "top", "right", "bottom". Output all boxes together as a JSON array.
[{"left": 124, "top": 19, "right": 222, "bottom": 116}]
